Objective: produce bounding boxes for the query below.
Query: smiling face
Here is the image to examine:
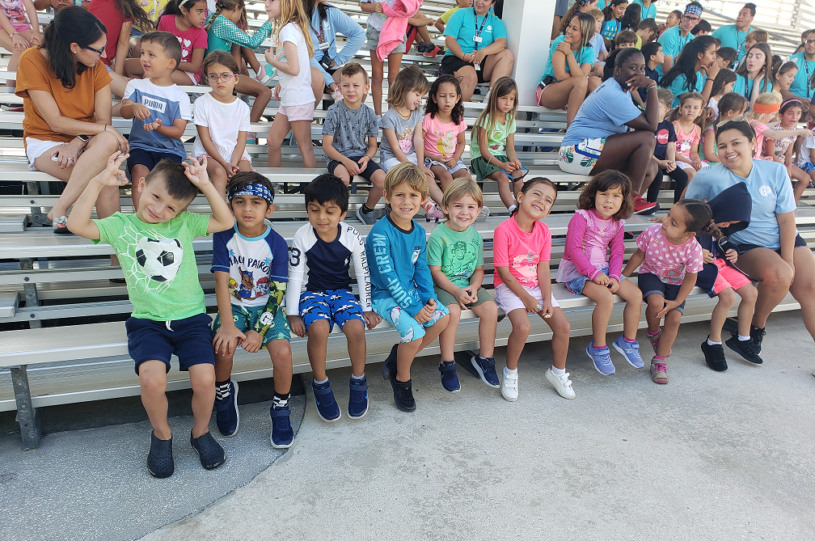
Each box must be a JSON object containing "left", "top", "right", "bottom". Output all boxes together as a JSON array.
[
  {"left": 456, "top": 0, "right": 473, "bottom": 7},
  {"left": 594, "top": 184, "right": 624, "bottom": 220},
  {"left": 306, "top": 199, "right": 346, "bottom": 239},
  {"left": 443, "top": 194, "right": 481, "bottom": 231},
  {"left": 473, "top": 0, "right": 493, "bottom": 16},
  {"left": 136, "top": 176, "right": 192, "bottom": 224},
  {"left": 72, "top": 35, "right": 107, "bottom": 68},
  {"left": 518, "top": 182, "right": 556, "bottom": 221},
  {"left": 661, "top": 205, "right": 693, "bottom": 243},
  {"left": 182, "top": 0, "right": 208, "bottom": 28},
  {"left": 205, "top": 62, "right": 239, "bottom": 99},
  {"left": 385, "top": 182, "right": 424, "bottom": 225},
  {"left": 141, "top": 40, "right": 176, "bottom": 78},
  {"left": 717, "top": 128, "right": 755, "bottom": 171},
  {"left": 612, "top": 2, "right": 628, "bottom": 19},
  {"left": 433, "top": 81, "right": 460, "bottom": 117},
  {"left": 405, "top": 89, "right": 423, "bottom": 111},
  {"left": 564, "top": 16, "right": 582, "bottom": 44},
  {"left": 745, "top": 47, "right": 766, "bottom": 74},
  {"left": 231, "top": 194, "right": 274, "bottom": 232}
]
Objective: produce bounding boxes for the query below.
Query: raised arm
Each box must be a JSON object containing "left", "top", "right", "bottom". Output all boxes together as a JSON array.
[{"left": 67, "top": 151, "right": 129, "bottom": 239}]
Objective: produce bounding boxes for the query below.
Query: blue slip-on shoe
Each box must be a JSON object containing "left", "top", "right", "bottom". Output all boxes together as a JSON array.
[
  {"left": 147, "top": 431, "right": 174, "bottom": 479},
  {"left": 470, "top": 354, "right": 500, "bottom": 388},
  {"left": 439, "top": 360, "right": 461, "bottom": 392},
  {"left": 586, "top": 341, "right": 615, "bottom": 376},
  {"left": 348, "top": 376, "right": 369, "bottom": 419},
  {"left": 213, "top": 380, "right": 240, "bottom": 437},
  {"left": 270, "top": 404, "right": 294, "bottom": 449},
  {"left": 190, "top": 431, "right": 226, "bottom": 470},
  {"left": 312, "top": 380, "right": 341, "bottom": 422},
  {"left": 612, "top": 336, "right": 644, "bottom": 369}
]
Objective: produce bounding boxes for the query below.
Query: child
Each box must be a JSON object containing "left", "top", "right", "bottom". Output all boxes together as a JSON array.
[
  {"left": 120, "top": 32, "right": 192, "bottom": 209},
  {"left": 700, "top": 92, "right": 748, "bottom": 166},
  {"left": 619, "top": 4, "right": 640, "bottom": 35},
  {"left": 797, "top": 129, "right": 815, "bottom": 190},
  {"left": 493, "top": 178, "right": 573, "bottom": 401},
  {"left": 636, "top": 17, "right": 658, "bottom": 47},
  {"left": 428, "top": 178, "right": 499, "bottom": 391},
  {"left": 646, "top": 89, "right": 688, "bottom": 203},
  {"left": 471, "top": 76, "right": 522, "bottom": 213},
  {"left": 622, "top": 199, "right": 710, "bottom": 385},
  {"left": 670, "top": 91, "right": 706, "bottom": 182},
  {"left": 768, "top": 98, "right": 812, "bottom": 202},
  {"left": 733, "top": 42, "right": 773, "bottom": 109},
  {"left": 635, "top": 41, "right": 661, "bottom": 103},
  {"left": 559, "top": 171, "right": 643, "bottom": 375},
  {"left": 417, "top": 75, "right": 469, "bottom": 194},
  {"left": 696, "top": 183, "right": 762, "bottom": 371},
  {"left": 601, "top": 0, "right": 628, "bottom": 41},
  {"left": 772, "top": 61, "right": 798, "bottom": 102},
  {"left": 589, "top": 8, "right": 608, "bottom": 73},
  {"left": 746, "top": 93, "right": 811, "bottom": 161},
  {"left": 265, "top": 0, "right": 318, "bottom": 169},
  {"left": 211, "top": 172, "right": 295, "bottom": 447},
  {"left": 0, "top": 0, "right": 40, "bottom": 92},
  {"left": 614, "top": 29, "right": 637, "bottom": 50},
  {"left": 193, "top": 51, "right": 252, "bottom": 196},
  {"left": 322, "top": 63, "right": 385, "bottom": 226},
  {"left": 367, "top": 163, "right": 450, "bottom": 412},
  {"left": 716, "top": 47, "right": 737, "bottom": 70},
  {"left": 361, "top": 0, "right": 406, "bottom": 116},
  {"left": 708, "top": 69, "right": 737, "bottom": 119},
  {"left": 658, "top": 9, "right": 681, "bottom": 37},
  {"left": 379, "top": 66, "right": 445, "bottom": 222},
  {"left": 67, "top": 153, "right": 235, "bottom": 478},
  {"left": 287, "top": 174, "right": 382, "bottom": 421},
  {"left": 88, "top": 0, "right": 150, "bottom": 97}
]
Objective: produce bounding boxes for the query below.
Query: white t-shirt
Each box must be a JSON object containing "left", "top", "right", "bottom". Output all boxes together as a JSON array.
[
  {"left": 798, "top": 136, "right": 815, "bottom": 168},
  {"left": 276, "top": 23, "right": 313, "bottom": 106},
  {"left": 192, "top": 92, "right": 251, "bottom": 161}
]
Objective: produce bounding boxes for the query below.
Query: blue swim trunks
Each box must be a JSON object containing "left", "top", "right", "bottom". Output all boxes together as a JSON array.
[
  {"left": 212, "top": 303, "right": 291, "bottom": 346},
  {"left": 372, "top": 296, "right": 449, "bottom": 343},
  {"left": 299, "top": 289, "right": 365, "bottom": 332}
]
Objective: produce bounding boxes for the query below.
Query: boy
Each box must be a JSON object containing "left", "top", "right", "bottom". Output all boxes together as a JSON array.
[
  {"left": 121, "top": 31, "right": 192, "bottom": 209},
  {"left": 646, "top": 90, "right": 689, "bottom": 205},
  {"left": 637, "top": 42, "right": 663, "bottom": 103},
  {"left": 210, "top": 172, "right": 295, "bottom": 449},
  {"left": 287, "top": 174, "right": 382, "bottom": 421},
  {"left": 636, "top": 18, "right": 659, "bottom": 48},
  {"left": 716, "top": 47, "right": 738, "bottom": 70},
  {"left": 589, "top": 8, "right": 607, "bottom": 77},
  {"left": 322, "top": 62, "right": 386, "bottom": 226},
  {"left": 614, "top": 31, "right": 638, "bottom": 51},
  {"left": 365, "top": 163, "right": 450, "bottom": 412},
  {"left": 67, "top": 153, "right": 235, "bottom": 478}
]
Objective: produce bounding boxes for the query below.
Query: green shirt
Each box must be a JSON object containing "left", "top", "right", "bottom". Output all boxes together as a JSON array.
[
  {"left": 426, "top": 223, "right": 484, "bottom": 288},
  {"left": 93, "top": 211, "right": 210, "bottom": 321},
  {"left": 470, "top": 113, "right": 516, "bottom": 160}
]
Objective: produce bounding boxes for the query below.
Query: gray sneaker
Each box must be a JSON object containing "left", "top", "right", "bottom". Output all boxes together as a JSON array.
[
  {"left": 477, "top": 206, "right": 490, "bottom": 221},
  {"left": 356, "top": 206, "right": 378, "bottom": 226}
]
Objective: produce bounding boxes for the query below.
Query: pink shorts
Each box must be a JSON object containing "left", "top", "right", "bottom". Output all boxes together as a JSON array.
[
  {"left": 712, "top": 259, "right": 752, "bottom": 295},
  {"left": 277, "top": 103, "right": 315, "bottom": 122},
  {"left": 535, "top": 84, "right": 545, "bottom": 105}
]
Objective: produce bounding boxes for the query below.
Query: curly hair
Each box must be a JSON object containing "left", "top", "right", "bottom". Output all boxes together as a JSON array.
[
  {"left": 425, "top": 74, "right": 464, "bottom": 125},
  {"left": 577, "top": 170, "right": 634, "bottom": 221}
]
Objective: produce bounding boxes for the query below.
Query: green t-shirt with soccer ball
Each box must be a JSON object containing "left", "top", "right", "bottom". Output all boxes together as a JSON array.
[{"left": 93, "top": 211, "right": 210, "bottom": 321}]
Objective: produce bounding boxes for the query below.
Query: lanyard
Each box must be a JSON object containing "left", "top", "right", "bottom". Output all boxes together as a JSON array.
[
  {"left": 473, "top": 12, "right": 488, "bottom": 50},
  {"left": 679, "top": 31, "right": 691, "bottom": 50},
  {"left": 743, "top": 77, "right": 751, "bottom": 100},
  {"left": 805, "top": 59, "right": 814, "bottom": 98}
]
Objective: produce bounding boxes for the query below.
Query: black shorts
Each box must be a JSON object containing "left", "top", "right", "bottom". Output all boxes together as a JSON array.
[
  {"left": 327, "top": 154, "right": 383, "bottom": 182},
  {"left": 735, "top": 234, "right": 807, "bottom": 255},
  {"left": 637, "top": 272, "right": 686, "bottom": 314},
  {"left": 440, "top": 54, "right": 490, "bottom": 84},
  {"left": 128, "top": 148, "right": 184, "bottom": 175},
  {"left": 126, "top": 313, "right": 215, "bottom": 375}
]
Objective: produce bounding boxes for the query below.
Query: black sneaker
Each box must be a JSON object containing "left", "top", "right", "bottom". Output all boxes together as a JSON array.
[
  {"left": 725, "top": 335, "right": 764, "bottom": 364},
  {"left": 381, "top": 343, "right": 398, "bottom": 380},
  {"left": 190, "top": 431, "right": 226, "bottom": 470},
  {"left": 147, "top": 431, "right": 174, "bottom": 479},
  {"left": 701, "top": 339, "right": 728, "bottom": 371},
  {"left": 749, "top": 325, "right": 766, "bottom": 355},
  {"left": 390, "top": 377, "right": 416, "bottom": 412}
]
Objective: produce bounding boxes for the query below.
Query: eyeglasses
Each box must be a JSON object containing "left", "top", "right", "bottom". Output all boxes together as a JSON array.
[
  {"left": 206, "top": 73, "right": 238, "bottom": 82},
  {"left": 806, "top": 39, "right": 815, "bottom": 45},
  {"left": 82, "top": 44, "right": 105, "bottom": 56}
]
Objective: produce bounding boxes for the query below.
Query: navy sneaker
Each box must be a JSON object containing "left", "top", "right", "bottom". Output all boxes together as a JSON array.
[
  {"left": 348, "top": 376, "right": 369, "bottom": 419},
  {"left": 381, "top": 343, "right": 399, "bottom": 380},
  {"left": 213, "top": 380, "right": 240, "bottom": 437},
  {"left": 190, "top": 431, "right": 226, "bottom": 470},
  {"left": 470, "top": 354, "right": 500, "bottom": 387},
  {"left": 312, "top": 380, "right": 341, "bottom": 422},
  {"left": 439, "top": 361, "right": 461, "bottom": 392},
  {"left": 270, "top": 404, "right": 294, "bottom": 449},
  {"left": 147, "top": 431, "right": 174, "bottom": 479},
  {"left": 390, "top": 377, "right": 416, "bottom": 412}
]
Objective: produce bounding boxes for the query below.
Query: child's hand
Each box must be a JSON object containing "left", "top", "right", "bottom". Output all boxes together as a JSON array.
[
  {"left": 414, "top": 299, "right": 436, "bottom": 324},
  {"left": 212, "top": 324, "right": 246, "bottom": 356},
  {"left": 226, "top": 162, "right": 241, "bottom": 179},
  {"left": 445, "top": 157, "right": 458, "bottom": 169},
  {"left": 665, "top": 160, "right": 677, "bottom": 172},
  {"left": 702, "top": 248, "right": 715, "bottom": 264},
  {"left": 184, "top": 155, "right": 212, "bottom": 188},
  {"left": 593, "top": 273, "right": 610, "bottom": 286},
  {"left": 692, "top": 160, "right": 704, "bottom": 171},
  {"left": 363, "top": 310, "right": 382, "bottom": 330},
  {"left": 725, "top": 248, "right": 738, "bottom": 264},
  {"left": 374, "top": 2, "right": 384, "bottom": 13},
  {"left": 522, "top": 292, "right": 541, "bottom": 314},
  {"left": 500, "top": 161, "right": 516, "bottom": 174},
  {"left": 454, "top": 287, "right": 473, "bottom": 308},
  {"left": 241, "top": 330, "right": 263, "bottom": 353},
  {"left": 607, "top": 277, "right": 620, "bottom": 293},
  {"left": 420, "top": 165, "right": 435, "bottom": 179},
  {"left": 287, "top": 315, "right": 306, "bottom": 338},
  {"left": 541, "top": 299, "right": 554, "bottom": 319},
  {"left": 91, "top": 151, "right": 129, "bottom": 187},
  {"left": 357, "top": 155, "right": 371, "bottom": 170},
  {"left": 132, "top": 104, "right": 151, "bottom": 121},
  {"left": 462, "top": 285, "right": 478, "bottom": 304},
  {"left": 344, "top": 157, "right": 362, "bottom": 176},
  {"left": 144, "top": 118, "right": 163, "bottom": 132},
  {"left": 657, "top": 300, "right": 682, "bottom": 319}
]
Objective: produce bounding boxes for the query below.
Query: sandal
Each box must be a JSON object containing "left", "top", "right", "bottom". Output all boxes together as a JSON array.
[{"left": 52, "top": 216, "right": 73, "bottom": 235}]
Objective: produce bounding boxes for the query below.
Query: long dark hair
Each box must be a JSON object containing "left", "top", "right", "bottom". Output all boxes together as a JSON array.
[
  {"left": 661, "top": 35, "right": 717, "bottom": 92},
  {"left": 735, "top": 42, "right": 774, "bottom": 93},
  {"left": 620, "top": 3, "right": 641, "bottom": 31},
  {"left": 41, "top": 7, "right": 107, "bottom": 89},
  {"left": 164, "top": 0, "right": 207, "bottom": 16},
  {"left": 425, "top": 74, "right": 464, "bottom": 125},
  {"left": 510, "top": 177, "right": 558, "bottom": 217},
  {"left": 675, "top": 199, "right": 721, "bottom": 237},
  {"left": 115, "top": 0, "right": 153, "bottom": 33},
  {"left": 304, "top": 0, "right": 333, "bottom": 24},
  {"left": 710, "top": 69, "right": 737, "bottom": 97},
  {"left": 603, "top": 0, "right": 627, "bottom": 22}
]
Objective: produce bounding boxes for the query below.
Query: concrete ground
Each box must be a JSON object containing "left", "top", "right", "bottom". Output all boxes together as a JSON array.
[{"left": 2, "top": 311, "right": 814, "bottom": 540}]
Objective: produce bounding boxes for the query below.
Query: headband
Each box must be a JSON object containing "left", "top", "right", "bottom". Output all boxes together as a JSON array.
[
  {"left": 752, "top": 102, "right": 781, "bottom": 114},
  {"left": 227, "top": 182, "right": 274, "bottom": 205},
  {"left": 781, "top": 98, "right": 803, "bottom": 109},
  {"left": 685, "top": 4, "right": 703, "bottom": 17}
]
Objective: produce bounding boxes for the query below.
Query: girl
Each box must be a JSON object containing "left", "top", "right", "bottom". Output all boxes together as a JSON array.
[
  {"left": 472, "top": 76, "right": 524, "bottom": 212},
  {"left": 557, "top": 171, "right": 644, "bottom": 376},
  {"left": 0, "top": 0, "right": 40, "bottom": 92},
  {"left": 601, "top": 0, "right": 628, "bottom": 41},
  {"left": 558, "top": 0, "right": 598, "bottom": 35},
  {"left": 622, "top": 199, "right": 710, "bottom": 385},
  {"left": 733, "top": 42, "right": 774, "bottom": 110},
  {"left": 205, "top": 0, "right": 273, "bottom": 122},
  {"left": 428, "top": 179, "right": 499, "bottom": 392},
  {"left": 360, "top": 0, "right": 403, "bottom": 116},
  {"left": 265, "top": 0, "right": 317, "bottom": 168},
  {"left": 772, "top": 61, "right": 798, "bottom": 103},
  {"left": 701, "top": 92, "right": 748, "bottom": 165},
  {"left": 538, "top": 12, "right": 601, "bottom": 127},
  {"left": 659, "top": 35, "right": 719, "bottom": 108},
  {"left": 619, "top": 3, "right": 640, "bottom": 33},
  {"left": 745, "top": 93, "right": 811, "bottom": 161},
  {"left": 768, "top": 99, "right": 813, "bottom": 202},
  {"left": 707, "top": 69, "right": 737, "bottom": 119},
  {"left": 193, "top": 51, "right": 252, "bottom": 195},
  {"left": 658, "top": 9, "right": 681, "bottom": 36},
  {"left": 379, "top": 66, "right": 445, "bottom": 221},
  {"left": 493, "top": 178, "right": 573, "bottom": 401},
  {"left": 416, "top": 75, "right": 469, "bottom": 193},
  {"left": 670, "top": 92, "right": 706, "bottom": 182}
]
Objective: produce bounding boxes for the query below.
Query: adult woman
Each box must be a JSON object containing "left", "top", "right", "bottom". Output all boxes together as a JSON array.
[
  {"left": 686, "top": 120, "right": 815, "bottom": 357},
  {"left": 734, "top": 42, "right": 774, "bottom": 110},
  {"left": 558, "top": 47, "right": 659, "bottom": 214},
  {"left": 660, "top": 35, "right": 719, "bottom": 108},
  {"left": 15, "top": 7, "right": 127, "bottom": 232},
  {"left": 538, "top": 12, "right": 601, "bottom": 127},
  {"left": 303, "top": 0, "right": 365, "bottom": 103}
]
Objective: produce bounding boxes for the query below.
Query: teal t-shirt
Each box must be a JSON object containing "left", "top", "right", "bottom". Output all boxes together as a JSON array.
[
  {"left": 711, "top": 24, "right": 753, "bottom": 61},
  {"left": 789, "top": 51, "right": 815, "bottom": 100},
  {"left": 732, "top": 75, "right": 773, "bottom": 101},
  {"left": 442, "top": 8, "right": 507, "bottom": 57},
  {"left": 661, "top": 72, "right": 707, "bottom": 107},
  {"left": 93, "top": 211, "right": 210, "bottom": 321},
  {"left": 658, "top": 25, "right": 694, "bottom": 59},
  {"left": 470, "top": 112, "right": 516, "bottom": 159},
  {"left": 633, "top": 0, "right": 657, "bottom": 21},
  {"left": 541, "top": 35, "right": 596, "bottom": 83},
  {"left": 427, "top": 223, "right": 484, "bottom": 288}
]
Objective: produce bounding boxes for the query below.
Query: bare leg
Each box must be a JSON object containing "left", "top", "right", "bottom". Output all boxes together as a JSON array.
[
  {"left": 541, "top": 307, "right": 570, "bottom": 369},
  {"left": 471, "top": 300, "right": 498, "bottom": 358},
  {"left": 385, "top": 52, "right": 403, "bottom": 112},
  {"left": 438, "top": 304, "right": 461, "bottom": 361},
  {"left": 481, "top": 49, "right": 515, "bottom": 90},
  {"left": 310, "top": 65, "right": 326, "bottom": 103},
  {"left": 645, "top": 294, "right": 665, "bottom": 334},
  {"left": 289, "top": 119, "right": 317, "bottom": 168},
  {"left": 430, "top": 164, "right": 454, "bottom": 191},
  {"left": 139, "top": 360, "right": 171, "bottom": 439},
  {"left": 205, "top": 160, "right": 228, "bottom": 200},
  {"left": 367, "top": 169, "right": 386, "bottom": 209},
  {"left": 616, "top": 279, "right": 643, "bottom": 340},
  {"left": 582, "top": 281, "right": 615, "bottom": 347},
  {"left": 343, "top": 319, "right": 367, "bottom": 378},
  {"left": 453, "top": 65, "right": 478, "bottom": 102},
  {"left": 538, "top": 77, "right": 589, "bottom": 126},
  {"left": 505, "top": 309, "right": 531, "bottom": 371},
  {"left": 268, "top": 338, "right": 293, "bottom": 395},
  {"left": 306, "top": 319, "right": 330, "bottom": 381},
  {"left": 395, "top": 314, "right": 449, "bottom": 382},
  {"left": 709, "top": 288, "right": 736, "bottom": 342},
  {"left": 658, "top": 309, "right": 683, "bottom": 358},
  {"left": 590, "top": 131, "right": 656, "bottom": 193},
  {"left": 369, "top": 51, "right": 385, "bottom": 116},
  {"left": 214, "top": 352, "right": 234, "bottom": 384},
  {"left": 735, "top": 284, "right": 758, "bottom": 338},
  {"left": 188, "top": 363, "right": 216, "bottom": 438},
  {"left": 788, "top": 245, "right": 815, "bottom": 340},
  {"left": 235, "top": 76, "right": 272, "bottom": 122},
  {"left": 267, "top": 113, "right": 291, "bottom": 167},
  {"left": 733, "top": 248, "right": 793, "bottom": 328}
]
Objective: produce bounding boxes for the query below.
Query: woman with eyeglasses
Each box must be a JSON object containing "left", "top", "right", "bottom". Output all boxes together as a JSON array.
[
  {"left": 15, "top": 6, "right": 128, "bottom": 234},
  {"left": 686, "top": 119, "right": 815, "bottom": 367}
]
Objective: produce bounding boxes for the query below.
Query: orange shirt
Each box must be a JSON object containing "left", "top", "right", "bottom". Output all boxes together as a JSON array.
[{"left": 15, "top": 47, "right": 112, "bottom": 144}]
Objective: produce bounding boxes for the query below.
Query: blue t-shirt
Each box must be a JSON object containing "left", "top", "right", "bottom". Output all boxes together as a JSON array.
[
  {"left": 123, "top": 79, "right": 191, "bottom": 158},
  {"left": 589, "top": 32, "right": 606, "bottom": 59},
  {"left": 732, "top": 75, "right": 774, "bottom": 101},
  {"left": 711, "top": 24, "right": 753, "bottom": 61},
  {"left": 562, "top": 78, "right": 642, "bottom": 147},
  {"left": 686, "top": 161, "right": 797, "bottom": 249},
  {"left": 658, "top": 25, "right": 694, "bottom": 59},
  {"left": 653, "top": 119, "right": 677, "bottom": 160},
  {"left": 638, "top": 64, "right": 661, "bottom": 101},
  {"left": 541, "top": 35, "right": 596, "bottom": 83},
  {"left": 443, "top": 8, "right": 506, "bottom": 57},
  {"left": 661, "top": 72, "right": 707, "bottom": 107},
  {"left": 633, "top": 0, "right": 657, "bottom": 21},
  {"left": 601, "top": 19, "right": 620, "bottom": 40},
  {"left": 789, "top": 51, "right": 815, "bottom": 100}
]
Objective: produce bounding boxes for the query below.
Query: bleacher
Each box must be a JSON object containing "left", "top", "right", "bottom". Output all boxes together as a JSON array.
[{"left": 1, "top": 0, "right": 813, "bottom": 450}]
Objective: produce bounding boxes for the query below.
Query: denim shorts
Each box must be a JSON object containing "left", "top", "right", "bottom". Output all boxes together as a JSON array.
[
  {"left": 126, "top": 313, "right": 215, "bottom": 374},
  {"left": 298, "top": 289, "right": 365, "bottom": 332},
  {"left": 212, "top": 303, "right": 291, "bottom": 347},
  {"left": 637, "top": 272, "right": 685, "bottom": 314},
  {"left": 564, "top": 269, "right": 626, "bottom": 295},
  {"left": 372, "top": 296, "right": 449, "bottom": 343}
]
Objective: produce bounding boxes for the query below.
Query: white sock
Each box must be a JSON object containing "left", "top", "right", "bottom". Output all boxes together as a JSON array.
[
  {"left": 351, "top": 374, "right": 365, "bottom": 380},
  {"left": 738, "top": 335, "right": 751, "bottom": 341},
  {"left": 551, "top": 366, "right": 565, "bottom": 376},
  {"left": 314, "top": 377, "right": 329, "bottom": 385},
  {"left": 707, "top": 339, "right": 721, "bottom": 346},
  {"left": 504, "top": 366, "right": 517, "bottom": 376}
]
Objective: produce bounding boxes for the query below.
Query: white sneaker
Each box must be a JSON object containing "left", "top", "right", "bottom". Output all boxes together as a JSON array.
[
  {"left": 501, "top": 369, "right": 518, "bottom": 402},
  {"left": 545, "top": 368, "right": 576, "bottom": 400},
  {"left": 477, "top": 206, "right": 490, "bottom": 221}
]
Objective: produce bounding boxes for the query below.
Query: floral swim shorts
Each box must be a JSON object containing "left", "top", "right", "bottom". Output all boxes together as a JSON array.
[{"left": 558, "top": 138, "right": 606, "bottom": 175}]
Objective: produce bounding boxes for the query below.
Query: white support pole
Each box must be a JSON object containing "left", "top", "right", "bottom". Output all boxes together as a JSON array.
[{"left": 502, "top": 0, "right": 557, "bottom": 106}]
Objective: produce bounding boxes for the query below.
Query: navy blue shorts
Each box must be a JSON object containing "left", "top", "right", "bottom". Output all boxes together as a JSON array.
[
  {"left": 735, "top": 233, "right": 807, "bottom": 256},
  {"left": 327, "top": 154, "right": 383, "bottom": 182},
  {"left": 637, "top": 272, "right": 685, "bottom": 314},
  {"left": 128, "top": 148, "right": 184, "bottom": 175},
  {"left": 299, "top": 289, "right": 365, "bottom": 332},
  {"left": 126, "top": 313, "right": 215, "bottom": 374}
]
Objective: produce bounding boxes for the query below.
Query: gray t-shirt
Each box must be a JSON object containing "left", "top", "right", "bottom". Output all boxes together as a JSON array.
[
  {"left": 379, "top": 107, "right": 423, "bottom": 165},
  {"left": 322, "top": 101, "right": 379, "bottom": 163}
]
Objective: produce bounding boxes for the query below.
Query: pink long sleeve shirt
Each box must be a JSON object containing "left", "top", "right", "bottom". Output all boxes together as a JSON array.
[{"left": 557, "top": 209, "right": 625, "bottom": 284}]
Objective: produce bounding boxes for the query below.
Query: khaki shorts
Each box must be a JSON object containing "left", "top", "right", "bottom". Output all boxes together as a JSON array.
[
  {"left": 434, "top": 286, "right": 494, "bottom": 309},
  {"left": 365, "top": 25, "right": 407, "bottom": 54}
]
